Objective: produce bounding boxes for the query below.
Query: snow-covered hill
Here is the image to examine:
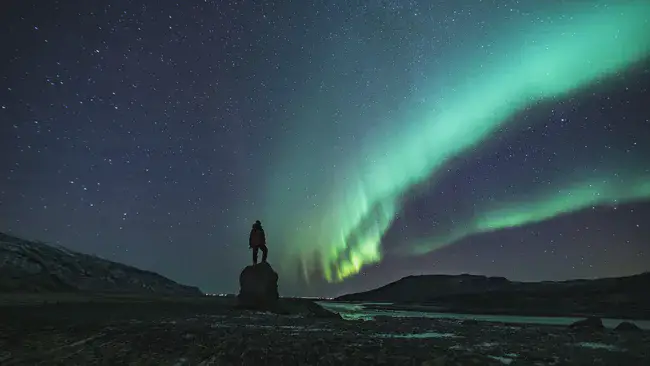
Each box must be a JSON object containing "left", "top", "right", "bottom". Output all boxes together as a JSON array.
[{"left": 0, "top": 232, "right": 201, "bottom": 296}]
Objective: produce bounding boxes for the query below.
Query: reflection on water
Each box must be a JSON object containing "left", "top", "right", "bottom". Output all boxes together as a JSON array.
[
  {"left": 314, "top": 302, "right": 367, "bottom": 313},
  {"left": 316, "top": 301, "right": 650, "bottom": 330}
]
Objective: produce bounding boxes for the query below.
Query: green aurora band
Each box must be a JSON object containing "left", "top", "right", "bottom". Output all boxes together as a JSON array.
[
  {"left": 409, "top": 170, "right": 650, "bottom": 256},
  {"left": 275, "top": 1, "right": 650, "bottom": 283}
]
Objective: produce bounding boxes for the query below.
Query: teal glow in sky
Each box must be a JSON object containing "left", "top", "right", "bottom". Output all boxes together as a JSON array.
[{"left": 263, "top": 0, "right": 650, "bottom": 285}]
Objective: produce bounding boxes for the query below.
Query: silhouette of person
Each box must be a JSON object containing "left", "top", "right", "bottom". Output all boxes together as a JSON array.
[{"left": 249, "top": 220, "right": 268, "bottom": 264}]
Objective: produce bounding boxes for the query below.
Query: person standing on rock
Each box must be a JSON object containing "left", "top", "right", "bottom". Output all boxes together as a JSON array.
[{"left": 249, "top": 220, "right": 268, "bottom": 264}]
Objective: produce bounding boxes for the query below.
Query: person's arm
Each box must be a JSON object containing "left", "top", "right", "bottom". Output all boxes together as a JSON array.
[
  {"left": 249, "top": 230, "right": 253, "bottom": 247},
  {"left": 261, "top": 229, "right": 267, "bottom": 245}
]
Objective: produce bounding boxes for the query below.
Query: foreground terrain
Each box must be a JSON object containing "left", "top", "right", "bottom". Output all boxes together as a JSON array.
[{"left": 0, "top": 295, "right": 648, "bottom": 365}]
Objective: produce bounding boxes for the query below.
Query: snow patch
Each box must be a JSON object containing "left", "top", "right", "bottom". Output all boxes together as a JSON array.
[
  {"left": 574, "top": 342, "right": 623, "bottom": 352},
  {"left": 488, "top": 355, "right": 514, "bottom": 365},
  {"left": 477, "top": 342, "right": 500, "bottom": 348},
  {"left": 375, "top": 332, "right": 459, "bottom": 339}
]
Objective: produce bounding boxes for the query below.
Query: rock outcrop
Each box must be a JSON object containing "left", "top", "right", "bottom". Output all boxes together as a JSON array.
[
  {"left": 237, "top": 262, "right": 279, "bottom": 309},
  {"left": 273, "top": 298, "right": 343, "bottom": 319},
  {"left": 614, "top": 321, "right": 642, "bottom": 332},
  {"left": 0, "top": 232, "right": 202, "bottom": 296},
  {"left": 569, "top": 317, "right": 604, "bottom": 331}
]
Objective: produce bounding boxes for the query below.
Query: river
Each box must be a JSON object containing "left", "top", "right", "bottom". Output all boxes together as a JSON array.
[{"left": 317, "top": 301, "right": 650, "bottom": 330}]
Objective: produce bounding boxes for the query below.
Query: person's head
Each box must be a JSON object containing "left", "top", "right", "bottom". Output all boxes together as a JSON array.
[{"left": 253, "top": 220, "right": 262, "bottom": 228}]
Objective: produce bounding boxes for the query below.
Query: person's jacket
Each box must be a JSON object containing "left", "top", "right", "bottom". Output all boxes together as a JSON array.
[{"left": 249, "top": 226, "right": 266, "bottom": 248}]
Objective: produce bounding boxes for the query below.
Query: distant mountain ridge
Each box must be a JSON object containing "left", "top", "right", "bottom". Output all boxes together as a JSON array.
[
  {"left": 0, "top": 232, "right": 202, "bottom": 296},
  {"left": 336, "top": 272, "right": 650, "bottom": 319},
  {"left": 338, "top": 274, "right": 512, "bottom": 302}
]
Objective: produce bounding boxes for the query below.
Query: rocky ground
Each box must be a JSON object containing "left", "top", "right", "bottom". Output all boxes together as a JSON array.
[{"left": 0, "top": 295, "right": 648, "bottom": 365}]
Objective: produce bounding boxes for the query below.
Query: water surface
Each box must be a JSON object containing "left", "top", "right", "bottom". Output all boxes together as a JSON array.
[{"left": 317, "top": 301, "right": 650, "bottom": 330}]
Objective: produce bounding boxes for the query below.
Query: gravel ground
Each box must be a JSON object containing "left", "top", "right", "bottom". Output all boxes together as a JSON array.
[{"left": 0, "top": 298, "right": 648, "bottom": 365}]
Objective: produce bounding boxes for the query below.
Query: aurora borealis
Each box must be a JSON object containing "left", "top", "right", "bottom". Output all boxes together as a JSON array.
[
  {"left": 268, "top": 0, "right": 650, "bottom": 285},
  {"left": 2, "top": 0, "right": 649, "bottom": 296}
]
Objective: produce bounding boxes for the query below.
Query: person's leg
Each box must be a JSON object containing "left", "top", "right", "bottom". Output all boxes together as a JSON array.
[
  {"left": 261, "top": 245, "right": 268, "bottom": 262},
  {"left": 253, "top": 247, "right": 259, "bottom": 264}
]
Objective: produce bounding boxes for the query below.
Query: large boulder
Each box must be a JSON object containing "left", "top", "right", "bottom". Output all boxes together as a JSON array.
[{"left": 237, "top": 262, "right": 279, "bottom": 309}]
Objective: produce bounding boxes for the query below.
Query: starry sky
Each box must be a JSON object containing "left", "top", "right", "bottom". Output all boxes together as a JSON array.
[{"left": 1, "top": 0, "right": 649, "bottom": 297}]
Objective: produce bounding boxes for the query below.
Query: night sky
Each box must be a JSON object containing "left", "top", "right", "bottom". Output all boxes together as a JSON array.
[{"left": 1, "top": 0, "right": 649, "bottom": 297}]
